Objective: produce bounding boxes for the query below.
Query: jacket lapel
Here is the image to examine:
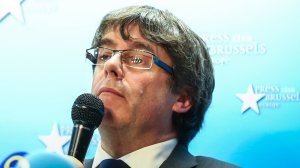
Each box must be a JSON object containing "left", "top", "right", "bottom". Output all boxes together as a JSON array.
[{"left": 160, "top": 144, "right": 197, "bottom": 168}]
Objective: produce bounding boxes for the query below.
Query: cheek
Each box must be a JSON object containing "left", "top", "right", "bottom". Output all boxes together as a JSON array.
[
  {"left": 136, "top": 87, "right": 175, "bottom": 125},
  {"left": 134, "top": 76, "right": 172, "bottom": 110},
  {"left": 126, "top": 76, "right": 153, "bottom": 108}
]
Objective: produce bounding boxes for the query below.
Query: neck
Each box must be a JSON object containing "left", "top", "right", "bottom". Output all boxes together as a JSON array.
[{"left": 99, "top": 127, "right": 177, "bottom": 158}]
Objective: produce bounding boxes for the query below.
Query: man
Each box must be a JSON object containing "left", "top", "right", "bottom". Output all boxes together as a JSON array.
[{"left": 83, "top": 5, "right": 238, "bottom": 168}]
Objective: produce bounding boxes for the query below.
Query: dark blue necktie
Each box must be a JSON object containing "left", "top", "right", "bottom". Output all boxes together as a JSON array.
[{"left": 97, "top": 159, "right": 131, "bottom": 168}]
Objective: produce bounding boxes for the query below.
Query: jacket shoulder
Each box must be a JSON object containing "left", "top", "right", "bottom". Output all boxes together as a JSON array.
[{"left": 195, "top": 156, "right": 239, "bottom": 168}]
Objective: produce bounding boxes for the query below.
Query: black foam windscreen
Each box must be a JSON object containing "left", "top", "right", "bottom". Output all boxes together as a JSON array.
[{"left": 71, "top": 93, "right": 104, "bottom": 128}]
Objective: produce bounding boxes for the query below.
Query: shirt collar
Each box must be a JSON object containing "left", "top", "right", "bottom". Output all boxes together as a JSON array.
[{"left": 92, "top": 138, "right": 177, "bottom": 168}]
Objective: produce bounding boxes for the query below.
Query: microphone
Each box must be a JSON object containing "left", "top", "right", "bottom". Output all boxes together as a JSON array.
[{"left": 68, "top": 93, "right": 104, "bottom": 163}]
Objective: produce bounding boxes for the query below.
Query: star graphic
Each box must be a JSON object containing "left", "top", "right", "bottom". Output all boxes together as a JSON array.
[
  {"left": 39, "top": 123, "right": 71, "bottom": 154},
  {"left": 236, "top": 84, "right": 265, "bottom": 114},
  {"left": 0, "top": 0, "right": 25, "bottom": 22}
]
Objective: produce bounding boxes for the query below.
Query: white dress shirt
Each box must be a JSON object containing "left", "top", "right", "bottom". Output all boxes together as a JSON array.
[{"left": 92, "top": 138, "right": 177, "bottom": 168}]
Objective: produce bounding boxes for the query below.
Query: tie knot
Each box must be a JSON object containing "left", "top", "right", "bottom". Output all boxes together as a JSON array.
[{"left": 97, "top": 159, "right": 131, "bottom": 168}]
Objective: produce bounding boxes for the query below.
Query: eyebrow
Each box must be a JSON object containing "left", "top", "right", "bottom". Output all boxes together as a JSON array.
[
  {"left": 99, "top": 38, "right": 116, "bottom": 47},
  {"left": 99, "top": 38, "right": 156, "bottom": 54},
  {"left": 130, "top": 41, "right": 155, "bottom": 54}
]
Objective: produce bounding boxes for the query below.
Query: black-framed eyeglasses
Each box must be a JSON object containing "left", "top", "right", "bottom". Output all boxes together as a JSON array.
[{"left": 86, "top": 47, "right": 173, "bottom": 75}]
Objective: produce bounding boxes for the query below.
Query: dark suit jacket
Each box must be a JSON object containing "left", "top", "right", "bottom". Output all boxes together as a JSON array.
[{"left": 84, "top": 145, "right": 239, "bottom": 168}]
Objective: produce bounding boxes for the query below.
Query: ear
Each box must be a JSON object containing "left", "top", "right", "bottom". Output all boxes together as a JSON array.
[{"left": 172, "top": 88, "right": 193, "bottom": 113}]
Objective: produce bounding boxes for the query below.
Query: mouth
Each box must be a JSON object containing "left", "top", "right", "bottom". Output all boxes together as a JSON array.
[{"left": 98, "top": 87, "right": 124, "bottom": 98}]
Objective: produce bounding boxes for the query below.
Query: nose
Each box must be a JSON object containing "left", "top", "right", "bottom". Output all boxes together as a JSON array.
[{"left": 103, "top": 52, "right": 124, "bottom": 79}]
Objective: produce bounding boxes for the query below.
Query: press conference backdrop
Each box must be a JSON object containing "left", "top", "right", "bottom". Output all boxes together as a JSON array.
[{"left": 1, "top": 0, "right": 299, "bottom": 167}]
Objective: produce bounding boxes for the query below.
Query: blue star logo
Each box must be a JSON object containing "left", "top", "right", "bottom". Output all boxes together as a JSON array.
[
  {"left": 0, "top": 0, "right": 26, "bottom": 22},
  {"left": 39, "top": 123, "right": 71, "bottom": 154}
]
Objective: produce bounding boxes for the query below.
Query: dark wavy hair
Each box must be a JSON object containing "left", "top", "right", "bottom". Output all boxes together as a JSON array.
[{"left": 91, "top": 5, "right": 215, "bottom": 147}]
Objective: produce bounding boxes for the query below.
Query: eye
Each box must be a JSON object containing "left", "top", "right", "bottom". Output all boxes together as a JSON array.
[
  {"left": 97, "top": 54, "right": 111, "bottom": 63},
  {"left": 122, "top": 50, "right": 153, "bottom": 68},
  {"left": 130, "top": 56, "right": 143, "bottom": 64},
  {"left": 122, "top": 55, "right": 144, "bottom": 65}
]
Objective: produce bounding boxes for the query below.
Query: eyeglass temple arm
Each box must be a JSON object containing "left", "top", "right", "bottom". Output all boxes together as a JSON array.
[
  {"left": 86, "top": 50, "right": 97, "bottom": 64},
  {"left": 154, "top": 57, "right": 174, "bottom": 75}
]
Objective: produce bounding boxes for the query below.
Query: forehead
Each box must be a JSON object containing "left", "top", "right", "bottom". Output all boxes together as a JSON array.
[{"left": 100, "top": 24, "right": 156, "bottom": 52}]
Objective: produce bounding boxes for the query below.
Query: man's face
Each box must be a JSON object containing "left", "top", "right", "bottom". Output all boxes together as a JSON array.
[{"left": 91, "top": 24, "right": 178, "bottom": 138}]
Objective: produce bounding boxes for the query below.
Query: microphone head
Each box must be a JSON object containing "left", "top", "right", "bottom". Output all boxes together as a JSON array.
[{"left": 71, "top": 93, "right": 104, "bottom": 128}]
